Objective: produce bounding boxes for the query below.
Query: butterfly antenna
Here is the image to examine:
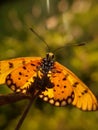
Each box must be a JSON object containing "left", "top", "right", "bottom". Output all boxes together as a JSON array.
[
  {"left": 30, "top": 28, "right": 50, "bottom": 52},
  {"left": 53, "top": 42, "right": 86, "bottom": 54}
]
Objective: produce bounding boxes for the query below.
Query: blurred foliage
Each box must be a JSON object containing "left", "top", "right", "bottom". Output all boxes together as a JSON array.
[{"left": 0, "top": 0, "right": 98, "bottom": 130}]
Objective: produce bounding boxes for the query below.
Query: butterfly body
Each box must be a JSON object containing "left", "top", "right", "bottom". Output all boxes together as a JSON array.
[{"left": 0, "top": 53, "right": 98, "bottom": 110}]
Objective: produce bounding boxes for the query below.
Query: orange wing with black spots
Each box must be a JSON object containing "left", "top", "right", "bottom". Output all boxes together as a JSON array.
[
  {"left": 5, "top": 59, "right": 41, "bottom": 93},
  {"left": 0, "top": 57, "right": 41, "bottom": 85},
  {"left": 39, "top": 62, "right": 98, "bottom": 111}
]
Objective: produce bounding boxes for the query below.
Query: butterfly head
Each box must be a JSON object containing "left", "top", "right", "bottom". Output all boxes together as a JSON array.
[{"left": 46, "top": 52, "right": 54, "bottom": 61}]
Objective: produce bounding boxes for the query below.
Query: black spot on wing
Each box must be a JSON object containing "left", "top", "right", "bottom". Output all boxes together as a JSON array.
[
  {"left": 64, "top": 85, "right": 66, "bottom": 88},
  {"left": 61, "top": 91, "right": 64, "bottom": 93},
  {"left": 23, "top": 66, "right": 27, "bottom": 70},
  {"left": 22, "top": 60, "right": 26, "bottom": 65},
  {"left": 53, "top": 89, "right": 56, "bottom": 92},
  {"left": 8, "top": 62, "right": 14, "bottom": 68},
  {"left": 81, "top": 89, "right": 88, "bottom": 95},
  {"left": 19, "top": 72, "right": 22, "bottom": 75},
  {"left": 25, "top": 75, "right": 29, "bottom": 77},
  {"left": 62, "top": 77, "right": 66, "bottom": 80},
  {"left": 62, "top": 74, "right": 69, "bottom": 81},
  {"left": 73, "top": 82, "right": 79, "bottom": 87},
  {"left": 56, "top": 70, "right": 61, "bottom": 73},
  {"left": 84, "top": 89, "right": 88, "bottom": 93},
  {"left": 31, "top": 63, "right": 36, "bottom": 66}
]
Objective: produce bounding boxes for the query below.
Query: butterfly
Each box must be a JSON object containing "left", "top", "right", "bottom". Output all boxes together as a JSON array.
[{"left": 0, "top": 52, "right": 98, "bottom": 111}]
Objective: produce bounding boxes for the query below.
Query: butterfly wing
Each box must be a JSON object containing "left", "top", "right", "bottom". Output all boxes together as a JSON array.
[
  {"left": 56, "top": 62, "right": 98, "bottom": 111},
  {"left": 0, "top": 57, "right": 41, "bottom": 85},
  {"left": 39, "top": 62, "right": 75, "bottom": 107},
  {"left": 39, "top": 62, "right": 98, "bottom": 111},
  {"left": 5, "top": 58, "right": 41, "bottom": 93}
]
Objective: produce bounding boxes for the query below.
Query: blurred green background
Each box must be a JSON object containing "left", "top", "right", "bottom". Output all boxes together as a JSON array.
[{"left": 0, "top": 0, "right": 98, "bottom": 130}]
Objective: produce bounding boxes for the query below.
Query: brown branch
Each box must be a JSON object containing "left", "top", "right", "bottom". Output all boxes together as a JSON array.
[
  {"left": 15, "top": 90, "right": 41, "bottom": 130},
  {"left": 0, "top": 91, "right": 41, "bottom": 130},
  {"left": 0, "top": 93, "right": 31, "bottom": 105}
]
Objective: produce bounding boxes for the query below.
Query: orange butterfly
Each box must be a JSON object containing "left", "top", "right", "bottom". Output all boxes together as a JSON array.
[{"left": 0, "top": 52, "right": 98, "bottom": 111}]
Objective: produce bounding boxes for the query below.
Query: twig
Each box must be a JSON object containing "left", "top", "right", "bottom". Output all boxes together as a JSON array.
[
  {"left": 15, "top": 99, "right": 33, "bottom": 130},
  {"left": 0, "top": 93, "right": 30, "bottom": 105},
  {"left": 15, "top": 90, "right": 41, "bottom": 130}
]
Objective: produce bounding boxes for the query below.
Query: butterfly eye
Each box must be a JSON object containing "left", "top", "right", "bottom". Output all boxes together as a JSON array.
[
  {"left": 51, "top": 54, "right": 54, "bottom": 59},
  {"left": 46, "top": 53, "right": 50, "bottom": 60}
]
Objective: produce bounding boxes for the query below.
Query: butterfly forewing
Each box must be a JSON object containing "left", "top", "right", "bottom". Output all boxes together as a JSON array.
[
  {"left": 0, "top": 57, "right": 41, "bottom": 85},
  {"left": 5, "top": 58, "right": 41, "bottom": 93}
]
